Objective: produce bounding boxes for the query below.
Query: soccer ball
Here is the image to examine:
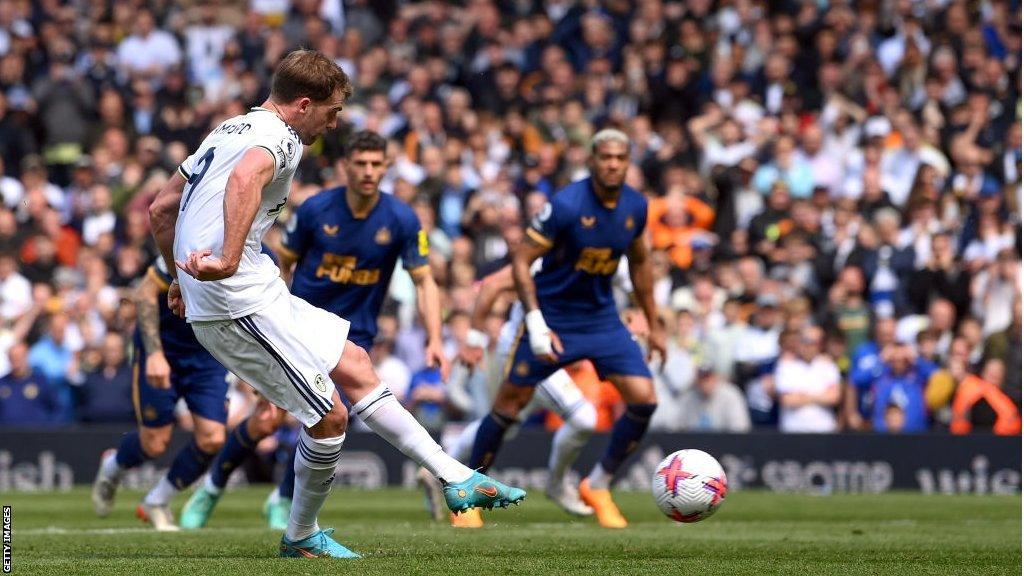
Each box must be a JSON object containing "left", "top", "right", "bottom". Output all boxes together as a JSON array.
[{"left": 651, "top": 449, "right": 728, "bottom": 523}]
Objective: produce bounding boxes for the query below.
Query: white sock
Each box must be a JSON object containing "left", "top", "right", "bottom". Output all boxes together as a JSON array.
[
  {"left": 352, "top": 382, "right": 472, "bottom": 484},
  {"left": 548, "top": 402, "right": 596, "bottom": 487},
  {"left": 586, "top": 463, "right": 614, "bottom": 491},
  {"left": 267, "top": 488, "right": 280, "bottom": 505},
  {"left": 203, "top": 474, "right": 222, "bottom": 496},
  {"left": 144, "top": 477, "right": 179, "bottom": 506},
  {"left": 450, "top": 418, "right": 483, "bottom": 463},
  {"left": 101, "top": 452, "right": 124, "bottom": 481},
  {"left": 286, "top": 430, "right": 344, "bottom": 542}
]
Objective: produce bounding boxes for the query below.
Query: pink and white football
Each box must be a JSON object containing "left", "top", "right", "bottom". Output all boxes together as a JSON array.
[{"left": 651, "top": 449, "right": 728, "bottom": 523}]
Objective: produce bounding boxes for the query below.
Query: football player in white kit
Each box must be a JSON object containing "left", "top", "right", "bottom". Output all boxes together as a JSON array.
[
  {"left": 435, "top": 264, "right": 598, "bottom": 528},
  {"left": 147, "top": 50, "right": 524, "bottom": 558}
]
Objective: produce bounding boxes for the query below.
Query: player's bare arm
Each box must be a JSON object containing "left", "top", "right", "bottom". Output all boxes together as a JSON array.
[
  {"left": 410, "top": 264, "right": 450, "bottom": 381},
  {"left": 458, "top": 265, "right": 515, "bottom": 367},
  {"left": 133, "top": 272, "right": 171, "bottom": 389},
  {"left": 177, "top": 149, "right": 275, "bottom": 281},
  {"left": 626, "top": 234, "right": 666, "bottom": 363},
  {"left": 149, "top": 171, "right": 189, "bottom": 317},
  {"left": 513, "top": 233, "right": 562, "bottom": 362},
  {"left": 150, "top": 170, "right": 188, "bottom": 281}
]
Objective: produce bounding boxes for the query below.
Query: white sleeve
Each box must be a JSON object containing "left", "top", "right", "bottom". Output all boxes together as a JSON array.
[
  {"left": 178, "top": 150, "right": 198, "bottom": 180},
  {"left": 249, "top": 129, "right": 301, "bottom": 180}
]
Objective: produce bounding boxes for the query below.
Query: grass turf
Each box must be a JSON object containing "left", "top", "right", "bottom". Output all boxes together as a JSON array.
[{"left": 5, "top": 487, "right": 1019, "bottom": 576}]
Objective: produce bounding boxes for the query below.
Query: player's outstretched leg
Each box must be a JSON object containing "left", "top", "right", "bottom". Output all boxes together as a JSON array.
[
  {"left": 92, "top": 431, "right": 153, "bottom": 517},
  {"left": 351, "top": 382, "right": 525, "bottom": 512},
  {"left": 580, "top": 387, "right": 656, "bottom": 529},
  {"left": 335, "top": 343, "right": 525, "bottom": 513}
]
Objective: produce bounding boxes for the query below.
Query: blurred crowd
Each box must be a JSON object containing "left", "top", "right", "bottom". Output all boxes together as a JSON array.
[{"left": 0, "top": 0, "right": 1020, "bottom": 437}]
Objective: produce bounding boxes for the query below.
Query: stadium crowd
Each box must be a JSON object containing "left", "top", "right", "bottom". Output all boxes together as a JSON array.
[{"left": 0, "top": 0, "right": 1020, "bottom": 437}]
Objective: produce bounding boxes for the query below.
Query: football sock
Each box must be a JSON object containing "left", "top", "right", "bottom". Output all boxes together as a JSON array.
[
  {"left": 589, "top": 403, "right": 657, "bottom": 490},
  {"left": 143, "top": 477, "right": 178, "bottom": 506},
  {"left": 549, "top": 401, "right": 597, "bottom": 486},
  {"left": 151, "top": 439, "right": 216, "bottom": 503},
  {"left": 203, "top": 473, "right": 221, "bottom": 496},
  {"left": 278, "top": 446, "right": 296, "bottom": 499},
  {"left": 450, "top": 418, "right": 483, "bottom": 463},
  {"left": 468, "top": 410, "right": 517, "bottom": 473},
  {"left": 352, "top": 382, "right": 473, "bottom": 483},
  {"left": 287, "top": 429, "right": 344, "bottom": 541},
  {"left": 113, "top": 430, "right": 149, "bottom": 472},
  {"left": 208, "top": 417, "right": 257, "bottom": 490}
]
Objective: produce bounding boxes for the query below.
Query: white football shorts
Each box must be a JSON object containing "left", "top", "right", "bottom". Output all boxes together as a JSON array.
[{"left": 192, "top": 292, "right": 350, "bottom": 428}]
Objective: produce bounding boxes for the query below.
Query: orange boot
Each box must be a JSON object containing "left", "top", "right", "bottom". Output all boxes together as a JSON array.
[
  {"left": 578, "top": 478, "right": 627, "bottom": 528},
  {"left": 450, "top": 507, "right": 484, "bottom": 528}
]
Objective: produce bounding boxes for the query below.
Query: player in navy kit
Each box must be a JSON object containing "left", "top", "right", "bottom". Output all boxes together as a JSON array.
[
  {"left": 91, "top": 258, "right": 231, "bottom": 531},
  {"left": 179, "top": 130, "right": 451, "bottom": 529},
  {"left": 467, "top": 129, "right": 667, "bottom": 528}
]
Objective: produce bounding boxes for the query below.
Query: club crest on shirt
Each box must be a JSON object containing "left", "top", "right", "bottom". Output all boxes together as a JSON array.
[
  {"left": 322, "top": 224, "right": 339, "bottom": 237},
  {"left": 514, "top": 361, "right": 530, "bottom": 377},
  {"left": 280, "top": 137, "right": 297, "bottom": 161},
  {"left": 375, "top": 226, "right": 392, "bottom": 245},
  {"left": 580, "top": 215, "right": 596, "bottom": 229},
  {"left": 625, "top": 215, "right": 635, "bottom": 230}
]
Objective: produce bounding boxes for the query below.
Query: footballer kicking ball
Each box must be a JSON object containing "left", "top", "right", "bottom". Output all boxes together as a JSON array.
[{"left": 652, "top": 449, "right": 728, "bottom": 523}]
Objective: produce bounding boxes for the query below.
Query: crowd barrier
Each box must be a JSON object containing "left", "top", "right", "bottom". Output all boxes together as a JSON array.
[{"left": 0, "top": 428, "right": 1018, "bottom": 495}]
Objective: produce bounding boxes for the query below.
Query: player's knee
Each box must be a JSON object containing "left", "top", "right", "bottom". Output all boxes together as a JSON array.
[
  {"left": 332, "top": 342, "right": 377, "bottom": 392},
  {"left": 567, "top": 401, "right": 597, "bottom": 434},
  {"left": 194, "top": 426, "right": 226, "bottom": 454},
  {"left": 494, "top": 385, "right": 532, "bottom": 417},
  {"left": 139, "top": 428, "right": 171, "bottom": 458},
  {"left": 310, "top": 405, "right": 348, "bottom": 439},
  {"left": 628, "top": 386, "right": 658, "bottom": 407}
]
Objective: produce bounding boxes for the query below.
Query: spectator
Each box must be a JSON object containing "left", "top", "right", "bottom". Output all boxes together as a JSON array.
[
  {"left": 0, "top": 252, "right": 30, "bottom": 321},
  {"left": 407, "top": 366, "right": 448, "bottom": 433},
  {"left": 73, "top": 332, "right": 134, "bottom": 423},
  {"left": 27, "top": 313, "right": 76, "bottom": 399},
  {"left": 982, "top": 296, "right": 1022, "bottom": 408},
  {"left": 0, "top": 342, "right": 62, "bottom": 426},
  {"left": 869, "top": 342, "right": 934, "bottom": 433},
  {"left": 774, "top": 326, "right": 841, "bottom": 433},
  {"left": 753, "top": 135, "right": 815, "bottom": 199},
  {"left": 673, "top": 363, "right": 751, "bottom": 433},
  {"left": 908, "top": 232, "right": 971, "bottom": 317},
  {"left": 734, "top": 293, "right": 783, "bottom": 427},
  {"left": 846, "top": 316, "right": 898, "bottom": 429},
  {"left": 116, "top": 10, "right": 182, "bottom": 86},
  {"left": 950, "top": 359, "right": 1022, "bottom": 436}
]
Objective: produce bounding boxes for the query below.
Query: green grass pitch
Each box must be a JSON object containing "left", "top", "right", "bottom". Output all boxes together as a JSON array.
[{"left": 5, "top": 487, "right": 1019, "bottom": 575}]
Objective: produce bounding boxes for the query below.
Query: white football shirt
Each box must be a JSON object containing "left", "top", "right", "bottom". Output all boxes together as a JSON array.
[{"left": 174, "top": 107, "right": 303, "bottom": 321}]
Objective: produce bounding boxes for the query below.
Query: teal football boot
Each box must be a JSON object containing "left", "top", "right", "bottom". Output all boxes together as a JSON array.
[
  {"left": 279, "top": 528, "right": 361, "bottom": 559},
  {"left": 443, "top": 471, "right": 526, "bottom": 513}
]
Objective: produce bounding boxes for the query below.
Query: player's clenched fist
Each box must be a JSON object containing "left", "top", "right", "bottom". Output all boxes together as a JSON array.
[{"left": 176, "top": 249, "right": 237, "bottom": 281}]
